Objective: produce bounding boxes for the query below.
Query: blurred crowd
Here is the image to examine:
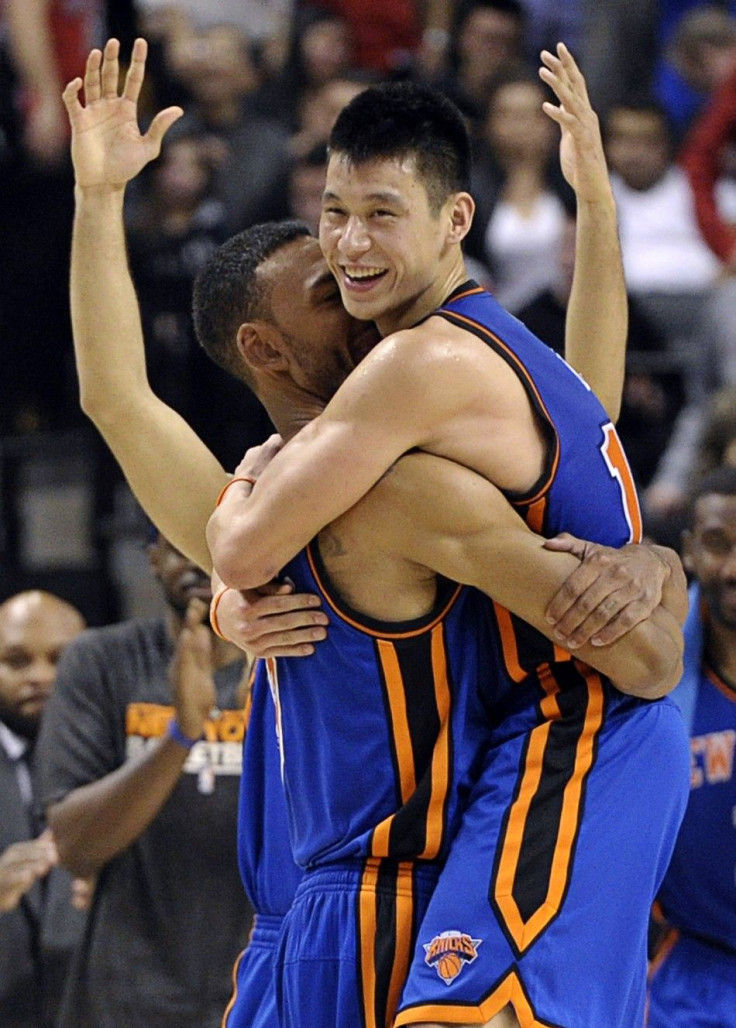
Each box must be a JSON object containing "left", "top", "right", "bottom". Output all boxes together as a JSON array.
[
  {"left": 0, "top": 0, "right": 736, "bottom": 585},
  {"left": 1, "top": 3, "right": 736, "bottom": 1025}
]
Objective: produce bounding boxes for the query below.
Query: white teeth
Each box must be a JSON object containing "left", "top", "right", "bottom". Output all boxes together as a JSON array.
[{"left": 344, "top": 267, "right": 383, "bottom": 280}]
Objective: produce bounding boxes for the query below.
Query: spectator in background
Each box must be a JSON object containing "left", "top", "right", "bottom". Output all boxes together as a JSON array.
[
  {"left": 680, "top": 42, "right": 736, "bottom": 265},
  {"left": 286, "top": 142, "right": 327, "bottom": 232},
  {"left": 577, "top": 0, "right": 659, "bottom": 118},
  {"left": 431, "top": 0, "right": 529, "bottom": 135},
  {"left": 680, "top": 58, "right": 736, "bottom": 389},
  {"left": 466, "top": 71, "right": 572, "bottom": 312},
  {"left": 287, "top": 71, "right": 370, "bottom": 159},
  {"left": 309, "top": 0, "right": 423, "bottom": 75},
  {"left": 517, "top": 213, "right": 683, "bottom": 490},
  {"left": 645, "top": 384, "right": 736, "bottom": 547},
  {"left": 124, "top": 128, "right": 271, "bottom": 473},
  {"left": 604, "top": 99, "right": 721, "bottom": 363},
  {"left": 0, "top": 590, "right": 86, "bottom": 1028},
  {"left": 656, "top": 3, "right": 736, "bottom": 141},
  {"left": 0, "top": 0, "right": 105, "bottom": 433},
  {"left": 646, "top": 466, "right": 736, "bottom": 1028},
  {"left": 253, "top": 4, "right": 356, "bottom": 134},
  {"left": 164, "top": 21, "right": 291, "bottom": 234},
  {"left": 36, "top": 534, "right": 254, "bottom": 1028}
]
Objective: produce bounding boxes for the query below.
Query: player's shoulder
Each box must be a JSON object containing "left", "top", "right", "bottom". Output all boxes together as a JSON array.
[{"left": 361, "top": 316, "right": 503, "bottom": 383}]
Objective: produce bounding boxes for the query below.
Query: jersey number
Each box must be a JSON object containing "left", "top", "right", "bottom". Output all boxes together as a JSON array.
[{"left": 601, "top": 423, "right": 642, "bottom": 542}]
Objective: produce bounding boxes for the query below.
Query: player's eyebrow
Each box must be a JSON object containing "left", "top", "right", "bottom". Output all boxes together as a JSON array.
[{"left": 322, "top": 189, "right": 406, "bottom": 208}]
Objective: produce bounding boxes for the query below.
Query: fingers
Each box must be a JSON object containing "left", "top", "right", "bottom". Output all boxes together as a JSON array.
[
  {"left": 122, "top": 37, "right": 147, "bottom": 103},
  {"left": 100, "top": 38, "right": 121, "bottom": 100},
  {"left": 542, "top": 532, "right": 590, "bottom": 559},
  {"left": 145, "top": 106, "right": 185, "bottom": 151},
  {"left": 539, "top": 42, "right": 591, "bottom": 121},
  {"left": 545, "top": 550, "right": 634, "bottom": 645},
  {"left": 224, "top": 590, "right": 329, "bottom": 658},
  {"left": 82, "top": 46, "right": 103, "bottom": 104},
  {"left": 61, "top": 77, "right": 84, "bottom": 121}
]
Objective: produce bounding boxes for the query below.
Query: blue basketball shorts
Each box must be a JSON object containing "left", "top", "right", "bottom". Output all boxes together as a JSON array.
[
  {"left": 222, "top": 914, "right": 282, "bottom": 1028},
  {"left": 647, "top": 932, "right": 736, "bottom": 1027},
  {"left": 395, "top": 697, "right": 690, "bottom": 1027},
  {"left": 275, "top": 858, "right": 441, "bottom": 1028}
]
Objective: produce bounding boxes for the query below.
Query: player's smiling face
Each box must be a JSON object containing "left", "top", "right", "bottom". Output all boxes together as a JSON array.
[
  {"left": 260, "top": 236, "right": 380, "bottom": 399},
  {"left": 319, "top": 154, "right": 455, "bottom": 334},
  {"left": 684, "top": 493, "right": 736, "bottom": 630}
]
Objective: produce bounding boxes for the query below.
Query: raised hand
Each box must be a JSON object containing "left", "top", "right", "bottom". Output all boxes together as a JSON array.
[
  {"left": 62, "top": 37, "right": 183, "bottom": 190},
  {"left": 539, "top": 42, "right": 611, "bottom": 206}
]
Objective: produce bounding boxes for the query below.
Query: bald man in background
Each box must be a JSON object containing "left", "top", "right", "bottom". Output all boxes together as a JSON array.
[{"left": 0, "top": 591, "right": 86, "bottom": 1028}]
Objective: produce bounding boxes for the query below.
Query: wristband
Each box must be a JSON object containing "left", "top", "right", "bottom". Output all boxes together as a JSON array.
[
  {"left": 215, "top": 475, "right": 257, "bottom": 508},
  {"left": 167, "top": 717, "right": 202, "bottom": 750},
  {"left": 209, "top": 585, "right": 232, "bottom": 642}
]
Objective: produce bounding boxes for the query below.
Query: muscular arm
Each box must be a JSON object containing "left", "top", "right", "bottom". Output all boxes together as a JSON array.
[
  {"left": 208, "top": 329, "right": 494, "bottom": 587},
  {"left": 377, "top": 453, "right": 684, "bottom": 697},
  {"left": 72, "top": 187, "right": 228, "bottom": 571},
  {"left": 209, "top": 45, "right": 630, "bottom": 588}
]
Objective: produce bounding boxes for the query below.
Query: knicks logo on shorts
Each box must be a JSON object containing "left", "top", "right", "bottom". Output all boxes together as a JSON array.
[{"left": 423, "top": 930, "right": 482, "bottom": 985}]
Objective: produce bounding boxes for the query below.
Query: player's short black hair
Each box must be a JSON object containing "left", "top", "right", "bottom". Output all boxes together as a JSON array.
[
  {"left": 327, "top": 80, "right": 472, "bottom": 213},
  {"left": 688, "top": 466, "right": 736, "bottom": 525},
  {"left": 192, "top": 220, "right": 312, "bottom": 383}
]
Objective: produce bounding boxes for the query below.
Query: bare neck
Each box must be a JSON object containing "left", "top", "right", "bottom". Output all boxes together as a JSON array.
[{"left": 375, "top": 258, "right": 470, "bottom": 336}]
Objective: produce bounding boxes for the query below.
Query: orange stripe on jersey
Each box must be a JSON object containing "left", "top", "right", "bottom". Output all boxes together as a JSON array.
[
  {"left": 306, "top": 545, "right": 463, "bottom": 638},
  {"left": 444, "top": 285, "right": 485, "bottom": 303},
  {"left": 441, "top": 310, "right": 561, "bottom": 506},
  {"left": 493, "top": 664, "right": 605, "bottom": 953},
  {"left": 394, "top": 968, "right": 559, "bottom": 1026},
  {"left": 376, "top": 640, "right": 416, "bottom": 803},
  {"left": 421, "top": 625, "right": 453, "bottom": 859},
  {"left": 525, "top": 495, "right": 547, "bottom": 534},
  {"left": 705, "top": 665, "right": 736, "bottom": 703},
  {"left": 385, "top": 862, "right": 417, "bottom": 1026},
  {"left": 358, "top": 860, "right": 380, "bottom": 1028},
  {"left": 492, "top": 601, "right": 527, "bottom": 683}
]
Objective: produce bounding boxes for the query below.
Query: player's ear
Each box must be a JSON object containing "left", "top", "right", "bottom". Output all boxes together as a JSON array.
[
  {"left": 236, "top": 323, "right": 289, "bottom": 373},
  {"left": 446, "top": 192, "right": 474, "bottom": 244}
]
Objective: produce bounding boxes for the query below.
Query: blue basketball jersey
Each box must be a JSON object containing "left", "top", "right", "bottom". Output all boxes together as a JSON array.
[
  {"left": 657, "top": 605, "right": 736, "bottom": 951},
  {"left": 437, "top": 283, "right": 646, "bottom": 712},
  {"left": 438, "top": 284, "right": 641, "bottom": 544},
  {"left": 265, "top": 543, "right": 496, "bottom": 870},
  {"left": 238, "top": 666, "right": 303, "bottom": 916}
]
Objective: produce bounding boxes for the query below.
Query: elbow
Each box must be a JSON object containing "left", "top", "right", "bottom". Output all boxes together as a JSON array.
[
  {"left": 213, "top": 550, "right": 277, "bottom": 591},
  {"left": 206, "top": 517, "right": 278, "bottom": 591},
  {"left": 47, "top": 807, "right": 102, "bottom": 879},
  {"left": 612, "top": 640, "right": 684, "bottom": 701}
]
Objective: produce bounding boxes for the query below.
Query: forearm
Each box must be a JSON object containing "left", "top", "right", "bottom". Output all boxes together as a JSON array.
[
  {"left": 467, "top": 531, "right": 681, "bottom": 694},
  {"left": 208, "top": 418, "right": 395, "bottom": 588},
  {"left": 565, "top": 192, "right": 627, "bottom": 421},
  {"left": 72, "top": 186, "right": 150, "bottom": 420},
  {"left": 47, "top": 735, "right": 190, "bottom": 877},
  {"left": 72, "top": 188, "right": 229, "bottom": 570}
]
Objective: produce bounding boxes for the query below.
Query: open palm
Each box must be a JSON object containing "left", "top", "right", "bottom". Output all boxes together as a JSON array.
[
  {"left": 63, "top": 37, "right": 183, "bottom": 190},
  {"left": 540, "top": 43, "right": 610, "bottom": 206}
]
